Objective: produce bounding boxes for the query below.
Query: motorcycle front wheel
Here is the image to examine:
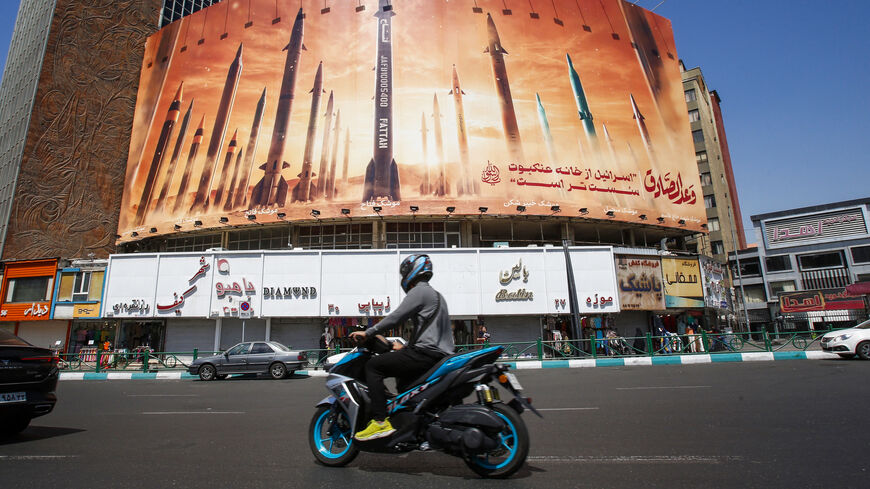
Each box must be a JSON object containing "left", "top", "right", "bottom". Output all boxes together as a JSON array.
[
  {"left": 309, "top": 406, "right": 359, "bottom": 467},
  {"left": 465, "top": 403, "right": 530, "bottom": 478}
]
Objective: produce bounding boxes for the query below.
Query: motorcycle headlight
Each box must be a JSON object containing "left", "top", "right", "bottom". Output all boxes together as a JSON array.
[{"left": 838, "top": 334, "right": 852, "bottom": 341}]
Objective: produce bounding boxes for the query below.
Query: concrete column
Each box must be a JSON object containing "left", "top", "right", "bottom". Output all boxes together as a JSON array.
[
  {"left": 213, "top": 318, "right": 222, "bottom": 352},
  {"left": 460, "top": 220, "right": 473, "bottom": 247},
  {"left": 265, "top": 317, "right": 271, "bottom": 341}
]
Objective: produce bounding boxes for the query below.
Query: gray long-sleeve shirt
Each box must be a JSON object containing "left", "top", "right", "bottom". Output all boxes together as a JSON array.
[{"left": 364, "top": 281, "right": 454, "bottom": 356}]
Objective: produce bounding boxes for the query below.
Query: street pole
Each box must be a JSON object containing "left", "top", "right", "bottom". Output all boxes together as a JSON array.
[
  {"left": 561, "top": 239, "right": 584, "bottom": 349},
  {"left": 726, "top": 203, "right": 751, "bottom": 333}
]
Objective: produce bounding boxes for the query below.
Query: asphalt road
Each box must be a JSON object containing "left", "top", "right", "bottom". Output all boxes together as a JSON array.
[{"left": 1, "top": 360, "right": 868, "bottom": 489}]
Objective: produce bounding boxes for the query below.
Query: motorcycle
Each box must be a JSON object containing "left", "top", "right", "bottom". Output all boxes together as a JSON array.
[{"left": 308, "top": 335, "right": 541, "bottom": 478}]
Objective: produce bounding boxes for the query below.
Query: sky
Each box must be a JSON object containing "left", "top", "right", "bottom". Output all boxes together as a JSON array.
[{"left": 0, "top": 0, "right": 868, "bottom": 244}]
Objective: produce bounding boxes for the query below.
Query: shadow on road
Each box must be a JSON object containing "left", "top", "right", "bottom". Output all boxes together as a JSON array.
[
  {"left": 353, "top": 453, "right": 541, "bottom": 480},
  {"left": 0, "top": 426, "right": 86, "bottom": 446}
]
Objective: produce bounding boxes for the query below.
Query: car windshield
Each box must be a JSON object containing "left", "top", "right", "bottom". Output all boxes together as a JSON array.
[
  {"left": 855, "top": 319, "right": 870, "bottom": 329},
  {"left": 269, "top": 342, "right": 291, "bottom": 351},
  {"left": 0, "top": 330, "right": 31, "bottom": 346}
]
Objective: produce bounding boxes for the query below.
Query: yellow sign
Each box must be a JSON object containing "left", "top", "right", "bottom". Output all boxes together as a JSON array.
[
  {"left": 661, "top": 258, "right": 703, "bottom": 298},
  {"left": 73, "top": 304, "right": 101, "bottom": 318}
]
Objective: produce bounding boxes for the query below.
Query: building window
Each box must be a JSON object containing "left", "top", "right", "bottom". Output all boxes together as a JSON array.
[
  {"left": 700, "top": 172, "right": 712, "bottom": 186},
  {"left": 704, "top": 195, "right": 716, "bottom": 208},
  {"left": 765, "top": 255, "right": 792, "bottom": 272},
  {"left": 4, "top": 276, "right": 53, "bottom": 303},
  {"left": 692, "top": 129, "right": 704, "bottom": 143},
  {"left": 742, "top": 284, "right": 767, "bottom": 304},
  {"left": 685, "top": 88, "right": 697, "bottom": 102},
  {"left": 732, "top": 257, "right": 761, "bottom": 277},
  {"left": 72, "top": 272, "right": 91, "bottom": 301},
  {"left": 696, "top": 151, "right": 708, "bottom": 163},
  {"left": 768, "top": 280, "right": 797, "bottom": 298},
  {"left": 297, "top": 223, "right": 373, "bottom": 250},
  {"left": 385, "top": 221, "right": 461, "bottom": 249},
  {"left": 688, "top": 109, "right": 700, "bottom": 122},
  {"left": 165, "top": 234, "right": 223, "bottom": 252},
  {"left": 227, "top": 227, "right": 290, "bottom": 250},
  {"left": 711, "top": 240, "right": 724, "bottom": 255},
  {"left": 857, "top": 273, "right": 870, "bottom": 282},
  {"left": 798, "top": 251, "right": 844, "bottom": 270},
  {"left": 851, "top": 245, "right": 870, "bottom": 264},
  {"left": 707, "top": 217, "right": 720, "bottom": 231}
]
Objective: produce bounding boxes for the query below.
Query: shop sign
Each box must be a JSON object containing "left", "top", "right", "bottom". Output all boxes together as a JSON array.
[
  {"left": 73, "top": 304, "right": 101, "bottom": 318},
  {"left": 779, "top": 288, "right": 865, "bottom": 313},
  {"left": 358, "top": 297, "right": 391, "bottom": 315},
  {"left": 615, "top": 256, "right": 664, "bottom": 311},
  {"left": 156, "top": 256, "right": 209, "bottom": 315},
  {"left": 764, "top": 208, "right": 868, "bottom": 249},
  {"left": 495, "top": 259, "right": 533, "bottom": 302},
  {"left": 700, "top": 256, "right": 728, "bottom": 310},
  {"left": 662, "top": 257, "right": 704, "bottom": 308},
  {"left": 320, "top": 251, "right": 401, "bottom": 317},
  {"left": 262, "top": 252, "right": 322, "bottom": 318},
  {"left": 111, "top": 299, "right": 151, "bottom": 316},
  {"left": 263, "top": 286, "right": 317, "bottom": 300},
  {"left": 211, "top": 256, "right": 259, "bottom": 318},
  {"left": 0, "top": 302, "right": 52, "bottom": 321}
]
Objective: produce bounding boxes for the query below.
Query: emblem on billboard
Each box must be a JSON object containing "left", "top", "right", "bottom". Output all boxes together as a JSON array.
[{"left": 481, "top": 161, "right": 500, "bottom": 186}]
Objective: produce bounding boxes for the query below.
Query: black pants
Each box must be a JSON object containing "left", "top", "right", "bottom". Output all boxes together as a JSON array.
[{"left": 366, "top": 347, "right": 443, "bottom": 421}]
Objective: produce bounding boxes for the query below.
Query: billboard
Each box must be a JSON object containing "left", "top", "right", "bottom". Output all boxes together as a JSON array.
[
  {"left": 118, "top": 0, "right": 704, "bottom": 240},
  {"left": 615, "top": 255, "right": 664, "bottom": 311},
  {"left": 779, "top": 288, "right": 865, "bottom": 313},
  {"left": 661, "top": 257, "right": 703, "bottom": 308}
]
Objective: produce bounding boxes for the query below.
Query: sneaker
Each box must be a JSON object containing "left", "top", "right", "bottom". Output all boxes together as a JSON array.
[{"left": 354, "top": 418, "right": 396, "bottom": 441}]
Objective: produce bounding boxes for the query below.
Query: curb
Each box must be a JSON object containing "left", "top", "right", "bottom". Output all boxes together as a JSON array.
[{"left": 58, "top": 351, "right": 840, "bottom": 381}]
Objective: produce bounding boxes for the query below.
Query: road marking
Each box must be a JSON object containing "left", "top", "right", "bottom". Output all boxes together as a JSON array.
[
  {"left": 0, "top": 455, "right": 76, "bottom": 460},
  {"left": 529, "top": 455, "right": 743, "bottom": 464},
  {"left": 127, "top": 394, "right": 198, "bottom": 397},
  {"left": 615, "top": 385, "right": 711, "bottom": 390},
  {"left": 141, "top": 411, "right": 245, "bottom": 415},
  {"left": 537, "top": 407, "right": 599, "bottom": 411}
]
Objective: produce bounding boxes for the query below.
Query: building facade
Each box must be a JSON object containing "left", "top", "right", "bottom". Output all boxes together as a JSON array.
[
  {"left": 681, "top": 62, "right": 746, "bottom": 262},
  {"left": 729, "top": 198, "right": 870, "bottom": 334}
]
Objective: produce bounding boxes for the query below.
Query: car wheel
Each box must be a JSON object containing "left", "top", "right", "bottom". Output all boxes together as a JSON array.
[
  {"left": 198, "top": 364, "right": 217, "bottom": 381},
  {"left": 1, "top": 415, "right": 30, "bottom": 437},
  {"left": 270, "top": 362, "right": 287, "bottom": 379},
  {"left": 857, "top": 341, "right": 870, "bottom": 360},
  {"left": 837, "top": 353, "right": 856, "bottom": 360}
]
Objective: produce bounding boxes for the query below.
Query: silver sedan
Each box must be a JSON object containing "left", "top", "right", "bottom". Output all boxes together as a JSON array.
[{"left": 189, "top": 341, "right": 308, "bottom": 380}]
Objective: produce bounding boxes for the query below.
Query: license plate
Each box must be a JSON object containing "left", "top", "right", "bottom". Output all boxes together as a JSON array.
[
  {"left": 504, "top": 372, "right": 523, "bottom": 391},
  {"left": 0, "top": 392, "right": 26, "bottom": 403}
]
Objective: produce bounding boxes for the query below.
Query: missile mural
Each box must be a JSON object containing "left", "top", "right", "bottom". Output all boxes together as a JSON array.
[
  {"left": 291, "top": 62, "right": 324, "bottom": 202},
  {"left": 419, "top": 112, "right": 430, "bottom": 195},
  {"left": 134, "top": 82, "right": 182, "bottom": 226},
  {"left": 190, "top": 43, "right": 242, "bottom": 212},
  {"left": 224, "top": 146, "right": 245, "bottom": 211},
  {"left": 362, "top": 0, "right": 401, "bottom": 202},
  {"left": 602, "top": 123, "right": 618, "bottom": 165},
  {"left": 212, "top": 129, "right": 239, "bottom": 207},
  {"left": 234, "top": 87, "right": 267, "bottom": 208},
  {"left": 172, "top": 116, "right": 204, "bottom": 214},
  {"left": 153, "top": 98, "right": 193, "bottom": 215},
  {"left": 341, "top": 127, "right": 350, "bottom": 185},
  {"left": 567, "top": 53, "right": 598, "bottom": 150},
  {"left": 432, "top": 94, "right": 448, "bottom": 196},
  {"left": 250, "top": 8, "right": 305, "bottom": 207},
  {"left": 316, "top": 90, "right": 335, "bottom": 198},
  {"left": 450, "top": 65, "right": 473, "bottom": 195},
  {"left": 484, "top": 13, "right": 524, "bottom": 164},
  {"left": 535, "top": 93, "right": 558, "bottom": 166},
  {"left": 630, "top": 93, "right": 656, "bottom": 166},
  {"left": 327, "top": 109, "right": 341, "bottom": 199}
]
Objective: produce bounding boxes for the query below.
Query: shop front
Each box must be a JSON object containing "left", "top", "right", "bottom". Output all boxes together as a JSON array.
[
  {"left": 778, "top": 288, "right": 867, "bottom": 332},
  {"left": 0, "top": 259, "right": 66, "bottom": 349},
  {"left": 53, "top": 260, "right": 113, "bottom": 353}
]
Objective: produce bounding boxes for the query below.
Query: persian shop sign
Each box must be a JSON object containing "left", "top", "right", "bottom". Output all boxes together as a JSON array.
[
  {"left": 616, "top": 256, "right": 664, "bottom": 311},
  {"left": 661, "top": 257, "right": 704, "bottom": 308},
  {"left": 117, "top": 0, "right": 704, "bottom": 241},
  {"left": 779, "top": 288, "right": 865, "bottom": 313},
  {"left": 496, "top": 259, "right": 533, "bottom": 302},
  {"left": 765, "top": 208, "right": 867, "bottom": 248}
]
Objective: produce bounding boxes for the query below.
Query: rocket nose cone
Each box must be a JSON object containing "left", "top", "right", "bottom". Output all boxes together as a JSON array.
[{"left": 566, "top": 53, "right": 574, "bottom": 67}]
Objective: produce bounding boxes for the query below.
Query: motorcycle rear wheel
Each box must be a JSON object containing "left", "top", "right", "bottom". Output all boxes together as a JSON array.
[
  {"left": 465, "top": 403, "right": 530, "bottom": 478},
  {"left": 309, "top": 406, "right": 359, "bottom": 467}
]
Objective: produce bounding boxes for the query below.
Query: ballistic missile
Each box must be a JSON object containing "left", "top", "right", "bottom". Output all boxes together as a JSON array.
[
  {"left": 362, "top": 0, "right": 401, "bottom": 202},
  {"left": 135, "top": 81, "right": 182, "bottom": 226},
  {"left": 432, "top": 94, "right": 448, "bottom": 196},
  {"left": 484, "top": 13, "right": 524, "bottom": 163},
  {"left": 224, "top": 146, "right": 244, "bottom": 211},
  {"left": 602, "top": 123, "right": 618, "bottom": 165},
  {"left": 212, "top": 129, "right": 239, "bottom": 207},
  {"left": 234, "top": 87, "right": 267, "bottom": 208},
  {"left": 251, "top": 8, "right": 305, "bottom": 206},
  {"left": 630, "top": 93, "right": 656, "bottom": 165},
  {"left": 535, "top": 93, "right": 558, "bottom": 166},
  {"left": 419, "top": 112, "right": 430, "bottom": 195},
  {"left": 620, "top": 1, "right": 666, "bottom": 103},
  {"left": 327, "top": 109, "right": 341, "bottom": 199},
  {"left": 172, "top": 116, "right": 204, "bottom": 214},
  {"left": 341, "top": 127, "right": 350, "bottom": 185},
  {"left": 316, "top": 91, "right": 335, "bottom": 198},
  {"left": 567, "top": 53, "right": 597, "bottom": 147},
  {"left": 291, "top": 62, "right": 324, "bottom": 202},
  {"left": 450, "top": 65, "right": 473, "bottom": 195},
  {"left": 153, "top": 98, "right": 194, "bottom": 215},
  {"left": 190, "top": 43, "right": 242, "bottom": 212}
]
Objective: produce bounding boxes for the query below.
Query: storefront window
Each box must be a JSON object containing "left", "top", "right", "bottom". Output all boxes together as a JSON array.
[
  {"left": 69, "top": 321, "right": 117, "bottom": 354},
  {"left": 298, "top": 223, "right": 373, "bottom": 249},
  {"left": 742, "top": 284, "right": 767, "bottom": 304},
  {"left": 385, "top": 221, "right": 460, "bottom": 249},
  {"left": 118, "top": 320, "right": 166, "bottom": 351},
  {"left": 5, "top": 276, "right": 53, "bottom": 302}
]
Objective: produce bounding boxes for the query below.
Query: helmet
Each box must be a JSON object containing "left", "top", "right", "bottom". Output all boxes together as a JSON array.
[{"left": 400, "top": 254, "right": 433, "bottom": 292}]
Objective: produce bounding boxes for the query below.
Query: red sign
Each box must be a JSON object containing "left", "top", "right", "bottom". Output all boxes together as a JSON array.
[{"left": 779, "top": 288, "right": 865, "bottom": 313}]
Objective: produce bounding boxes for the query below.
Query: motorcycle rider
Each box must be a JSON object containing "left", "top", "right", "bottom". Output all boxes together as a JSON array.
[{"left": 349, "top": 254, "right": 454, "bottom": 441}]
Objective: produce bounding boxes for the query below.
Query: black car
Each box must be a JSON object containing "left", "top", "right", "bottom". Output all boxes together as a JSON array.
[{"left": 0, "top": 330, "right": 58, "bottom": 436}]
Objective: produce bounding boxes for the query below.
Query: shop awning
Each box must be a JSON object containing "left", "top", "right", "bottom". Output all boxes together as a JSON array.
[{"left": 845, "top": 282, "right": 870, "bottom": 295}]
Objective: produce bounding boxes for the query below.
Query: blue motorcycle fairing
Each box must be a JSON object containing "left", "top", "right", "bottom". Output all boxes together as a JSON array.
[
  {"left": 425, "top": 346, "right": 502, "bottom": 382},
  {"left": 316, "top": 396, "right": 337, "bottom": 408},
  {"left": 334, "top": 351, "right": 364, "bottom": 367}
]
